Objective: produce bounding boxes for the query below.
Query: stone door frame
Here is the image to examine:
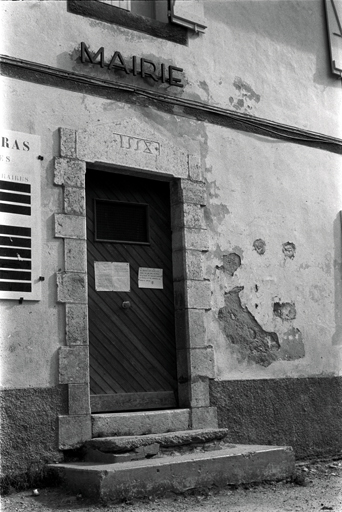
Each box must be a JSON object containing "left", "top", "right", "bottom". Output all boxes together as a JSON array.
[{"left": 54, "top": 127, "right": 216, "bottom": 449}]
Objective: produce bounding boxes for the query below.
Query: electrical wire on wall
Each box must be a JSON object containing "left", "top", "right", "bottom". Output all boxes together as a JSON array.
[{"left": 1, "top": 54, "right": 342, "bottom": 153}]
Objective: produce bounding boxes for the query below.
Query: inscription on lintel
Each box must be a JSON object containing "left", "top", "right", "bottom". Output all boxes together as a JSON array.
[{"left": 114, "top": 133, "right": 160, "bottom": 155}]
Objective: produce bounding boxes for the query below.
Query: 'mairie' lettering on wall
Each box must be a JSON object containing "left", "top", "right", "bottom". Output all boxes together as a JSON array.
[{"left": 80, "top": 42, "right": 184, "bottom": 88}]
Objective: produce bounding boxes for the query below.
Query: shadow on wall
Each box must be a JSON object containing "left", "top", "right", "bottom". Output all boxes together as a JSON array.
[
  {"left": 332, "top": 211, "right": 342, "bottom": 346},
  {"left": 206, "top": 0, "right": 337, "bottom": 88},
  {"left": 207, "top": 1, "right": 323, "bottom": 52}
]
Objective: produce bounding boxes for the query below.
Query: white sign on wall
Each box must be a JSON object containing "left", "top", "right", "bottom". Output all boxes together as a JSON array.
[{"left": 0, "top": 129, "right": 41, "bottom": 300}]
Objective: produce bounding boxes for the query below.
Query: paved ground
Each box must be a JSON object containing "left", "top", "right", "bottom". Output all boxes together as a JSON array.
[{"left": 1, "top": 458, "right": 341, "bottom": 512}]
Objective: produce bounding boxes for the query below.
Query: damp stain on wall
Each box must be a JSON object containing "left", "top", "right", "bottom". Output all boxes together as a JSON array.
[
  {"left": 229, "top": 77, "right": 261, "bottom": 114},
  {"left": 204, "top": 203, "right": 230, "bottom": 233},
  {"left": 218, "top": 287, "right": 305, "bottom": 367},
  {"left": 198, "top": 80, "right": 210, "bottom": 102}
]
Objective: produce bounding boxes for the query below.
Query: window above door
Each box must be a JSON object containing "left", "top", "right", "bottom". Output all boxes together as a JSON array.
[
  {"left": 68, "top": 0, "right": 206, "bottom": 45},
  {"left": 97, "top": 0, "right": 169, "bottom": 24}
]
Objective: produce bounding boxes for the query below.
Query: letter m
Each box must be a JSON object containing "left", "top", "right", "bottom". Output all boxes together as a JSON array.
[{"left": 81, "top": 42, "right": 105, "bottom": 67}]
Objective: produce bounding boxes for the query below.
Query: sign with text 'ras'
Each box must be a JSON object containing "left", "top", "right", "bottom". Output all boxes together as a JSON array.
[
  {"left": 0, "top": 130, "right": 41, "bottom": 301},
  {"left": 80, "top": 42, "right": 184, "bottom": 88}
]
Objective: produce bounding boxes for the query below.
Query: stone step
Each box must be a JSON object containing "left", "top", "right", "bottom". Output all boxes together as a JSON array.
[
  {"left": 48, "top": 444, "right": 295, "bottom": 503},
  {"left": 83, "top": 428, "right": 230, "bottom": 463},
  {"left": 92, "top": 409, "right": 191, "bottom": 438},
  {"left": 85, "top": 428, "right": 230, "bottom": 453}
]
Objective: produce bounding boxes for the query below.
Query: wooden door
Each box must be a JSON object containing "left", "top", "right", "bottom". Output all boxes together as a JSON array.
[{"left": 86, "top": 170, "right": 178, "bottom": 412}]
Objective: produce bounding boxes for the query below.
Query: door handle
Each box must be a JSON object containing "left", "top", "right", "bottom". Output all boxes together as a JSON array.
[{"left": 122, "top": 301, "right": 131, "bottom": 309}]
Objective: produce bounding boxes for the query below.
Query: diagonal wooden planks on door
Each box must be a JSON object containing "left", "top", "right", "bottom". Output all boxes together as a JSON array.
[{"left": 86, "top": 169, "right": 178, "bottom": 412}]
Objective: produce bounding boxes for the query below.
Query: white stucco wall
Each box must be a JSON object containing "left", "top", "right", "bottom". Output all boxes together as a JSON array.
[
  {"left": 0, "top": 0, "right": 341, "bottom": 388},
  {"left": 204, "top": 123, "right": 342, "bottom": 379},
  {"left": 1, "top": 73, "right": 341, "bottom": 387}
]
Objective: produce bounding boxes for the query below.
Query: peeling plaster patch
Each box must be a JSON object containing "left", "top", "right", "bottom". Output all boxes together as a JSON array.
[
  {"left": 253, "top": 238, "right": 266, "bottom": 255},
  {"left": 218, "top": 253, "right": 242, "bottom": 276},
  {"left": 229, "top": 96, "right": 247, "bottom": 111},
  {"left": 278, "top": 328, "right": 305, "bottom": 360},
  {"left": 282, "top": 242, "right": 296, "bottom": 259},
  {"left": 233, "top": 77, "right": 261, "bottom": 102},
  {"left": 273, "top": 302, "right": 296, "bottom": 321},
  {"left": 218, "top": 286, "right": 280, "bottom": 367},
  {"left": 229, "top": 77, "right": 261, "bottom": 114}
]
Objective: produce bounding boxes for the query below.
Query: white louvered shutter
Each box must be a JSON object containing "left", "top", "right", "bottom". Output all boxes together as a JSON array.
[
  {"left": 170, "top": 0, "right": 207, "bottom": 33},
  {"left": 325, "top": 0, "right": 342, "bottom": 75}
]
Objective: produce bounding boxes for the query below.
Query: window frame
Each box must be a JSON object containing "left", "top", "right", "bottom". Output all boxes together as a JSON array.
[{"left": 98, "top": 0, "right": 131, "bottom": 11}]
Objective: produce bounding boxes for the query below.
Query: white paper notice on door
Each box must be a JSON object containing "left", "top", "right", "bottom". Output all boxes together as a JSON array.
[
  {"left": 138, "top": 267, "right": 163, "bottom": 289},
  {"left": 95, "top": 262, "right": 130, "bottom": 292}
]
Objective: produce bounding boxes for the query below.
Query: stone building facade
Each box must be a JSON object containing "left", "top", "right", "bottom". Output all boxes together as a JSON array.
[{"left": 0, "top": 0, "right": 341, "bottom": 486}]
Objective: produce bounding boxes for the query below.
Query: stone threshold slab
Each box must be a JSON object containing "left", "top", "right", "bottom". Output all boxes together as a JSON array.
[
  {"left": 92, "top": 409, "right": 191, "bottom": 438},
  {"left": 48, "top": 444, "right": 295, "bottom": 503}
]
